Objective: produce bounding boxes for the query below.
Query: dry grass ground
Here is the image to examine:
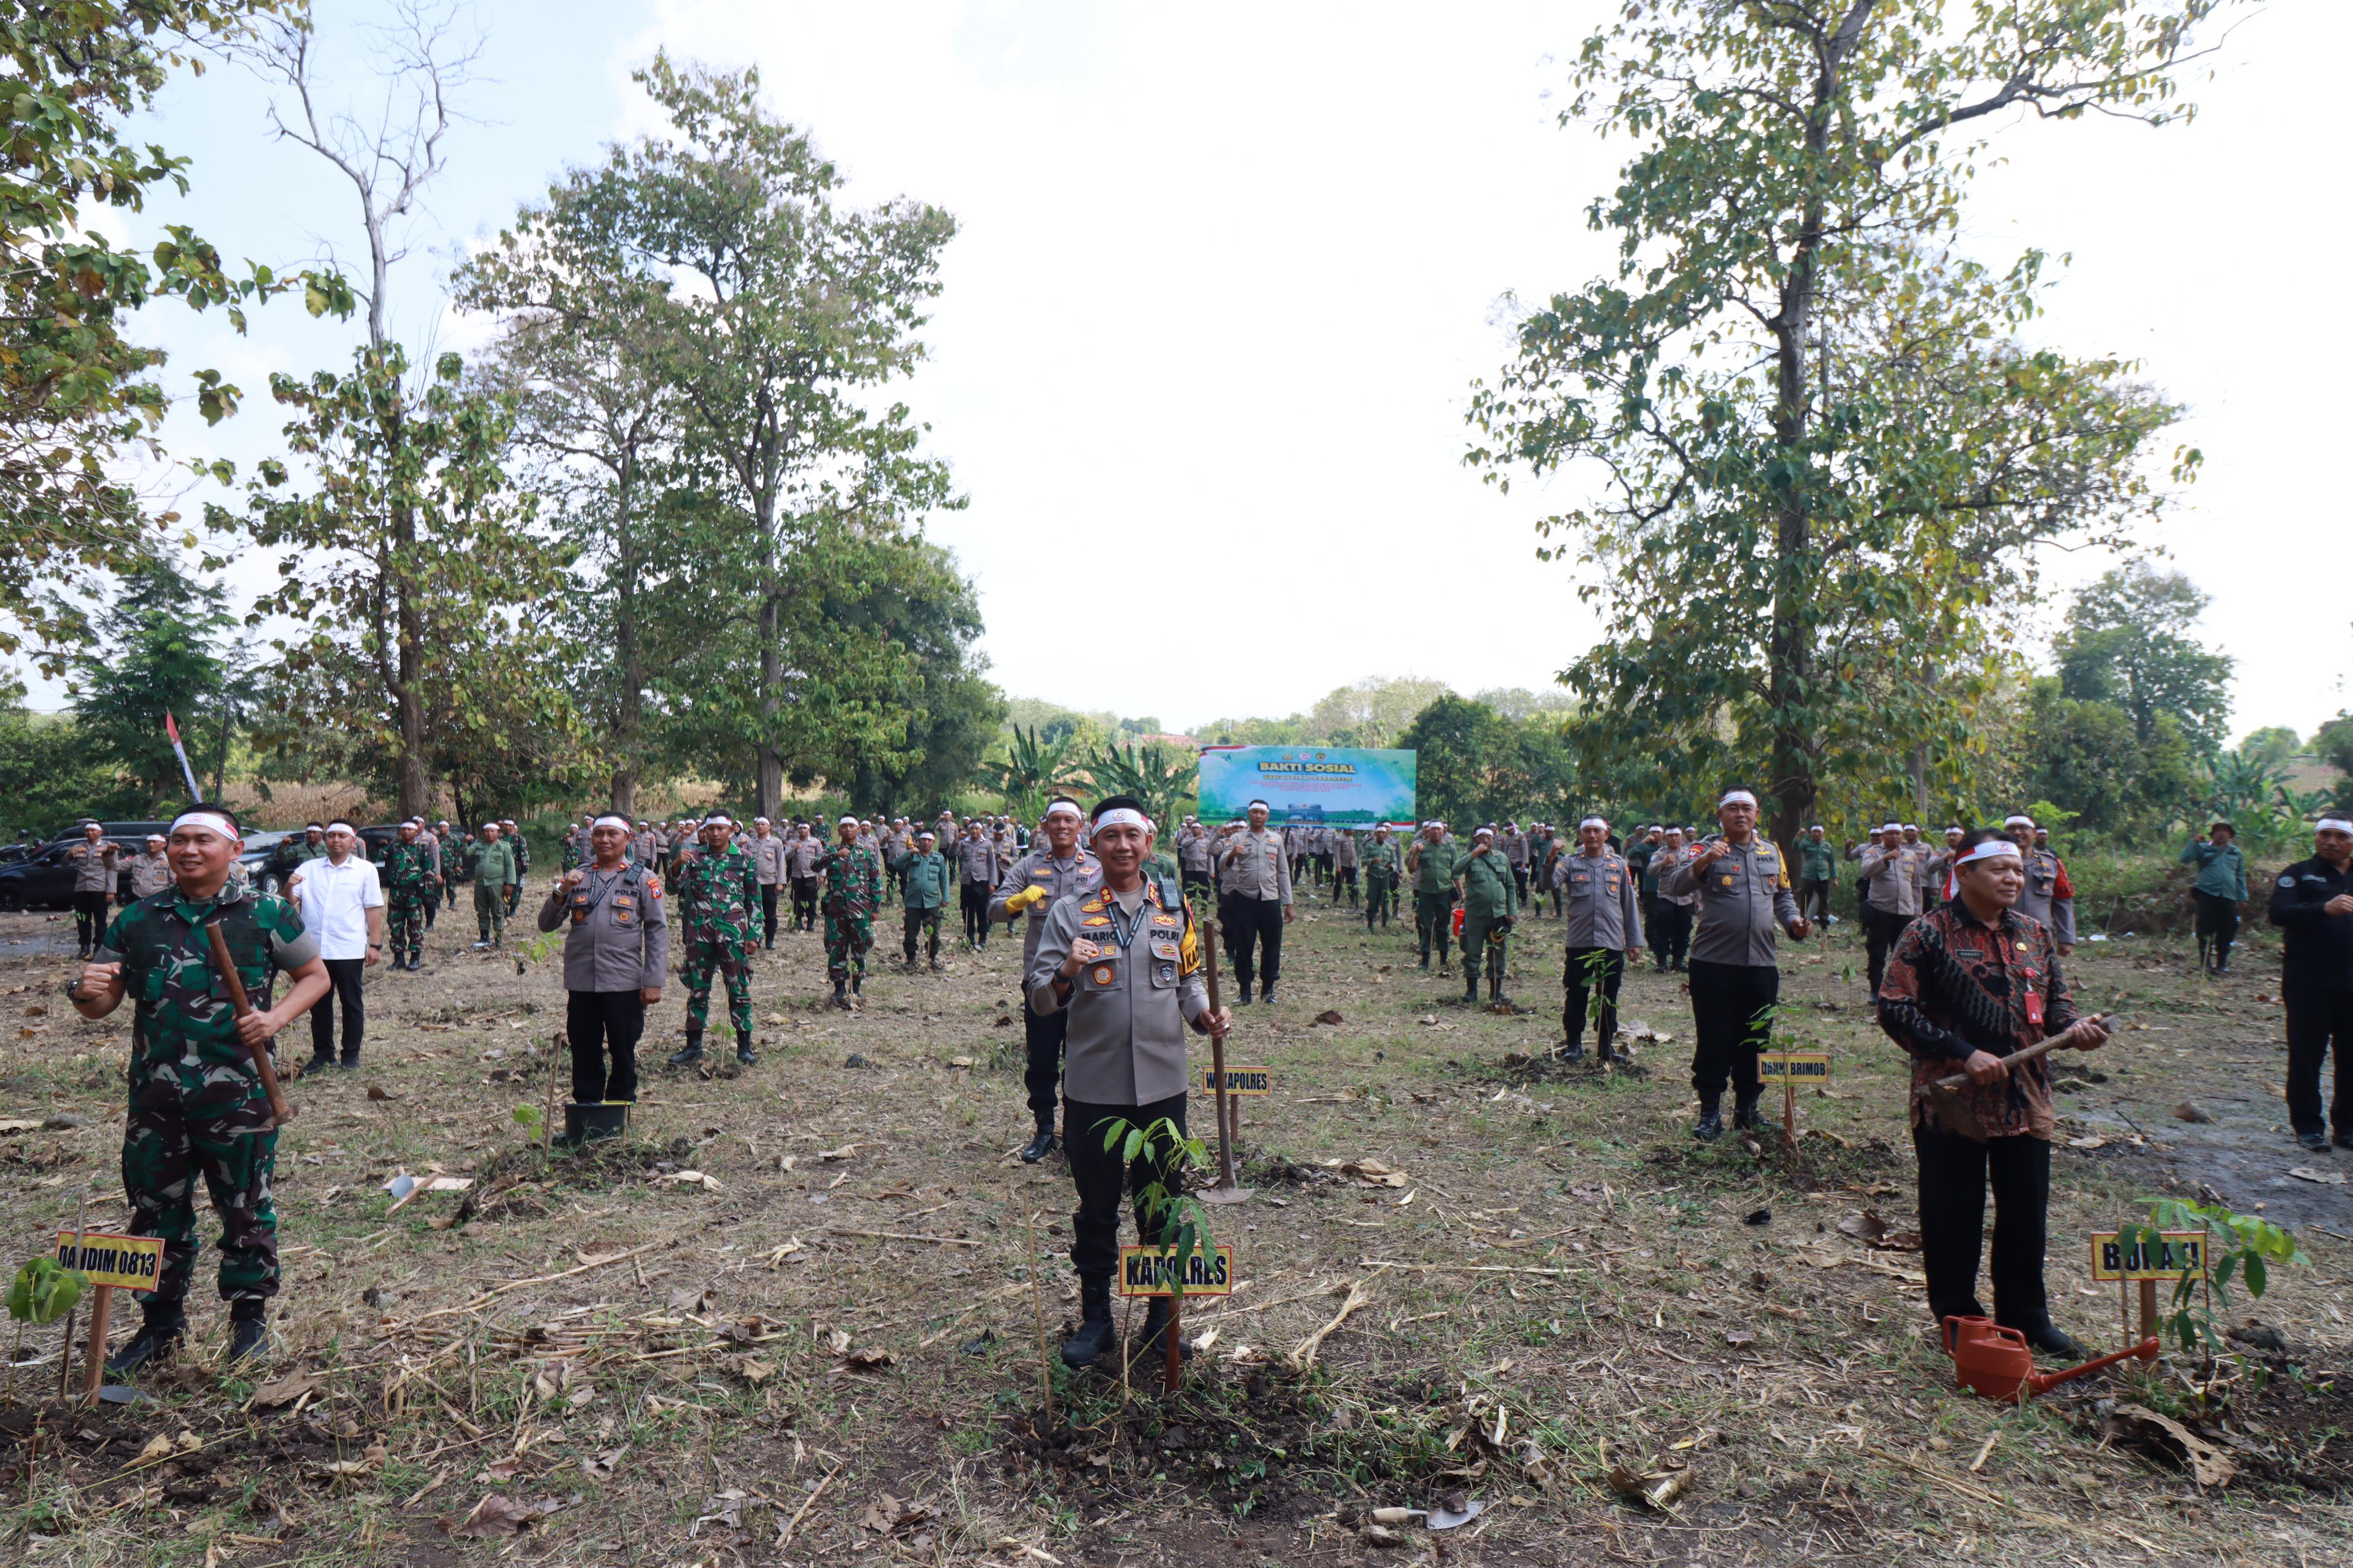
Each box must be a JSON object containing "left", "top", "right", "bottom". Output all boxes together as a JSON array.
[{"left": 0, "top": 880, "right": 2346, "bottom": 1566}]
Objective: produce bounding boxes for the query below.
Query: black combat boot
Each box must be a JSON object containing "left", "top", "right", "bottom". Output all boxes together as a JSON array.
[
  {"left": 1020, "top": 1124, "right": 1058, "bottom": 1164},
  {"left": 1259, "top": 983, "right": 1276, "bottom": 1006},
  {"left": 1733, "top": 1095, "right": 1765, "bottom": 1131},
  {"left": 1235, "top": 981, "right": 1252, "bottom": 1007},
  {"left": 667, "top": 1031, "right": 704, "bottom": 1067},
  {"left": 851, "top": 971, "right": 863, "bottom": 996},
  {"left": 1693, "top": 1101, "right": 1724, "bottom": 1143},
  {"left": 2016, "top": 1320, "right": 2086, "bottom": 1361},
  {"left": 735, "top": 1031, "right": 756, "bottom": 1067},
  {"left": 1560, "top": 1032, "right": 1585, "bottom": 1064},
  {"left": 105, "top": 1304, "right": 186, "bottom": 1374},
  {"left": 830, "top": 977, "right": 849, "bottom": 1009},
  {"left": 227, "top": 1302, "right": 272, "bottom": 1365},
  {"left": 1133, "top": 1296, "right": 1193, "bottom": 1363},
  {"left": 1061, "top": 1275, "right": 1117, "bottom": 1368},
  {"left": 1462, "top": 970, "right": 1479, "bottom": 1005}
]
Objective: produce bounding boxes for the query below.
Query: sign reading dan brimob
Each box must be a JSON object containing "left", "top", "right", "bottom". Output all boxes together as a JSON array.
[
  {"left": 1196, "top": 746, "right": 1416, "bottom": 827},
  {"left": 1117, "top": 1244, "right": 1236, "bottom": 1298}
]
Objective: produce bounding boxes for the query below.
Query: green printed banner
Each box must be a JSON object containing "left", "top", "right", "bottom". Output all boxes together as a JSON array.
[{"left": 1196, "top": 746, "right": 1416, "bottom": 826}]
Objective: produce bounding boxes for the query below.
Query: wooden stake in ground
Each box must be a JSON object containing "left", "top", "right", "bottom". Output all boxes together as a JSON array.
[
  {"left": 1163, "top": 1289, "right": 1182, "bottom": 1395},
  {"left": 542, "top": 1031, "right": 563, "bottom": 1151},
  {"left": 1196, "top": 914, "right": 1249, "bottom": 1205},
  {"left": 1022, "top": 1207, "right": 1055, "bottom": 1431},
  {"left": 79, "top": 1282, "right": 113, "bottom": 1404},
  {"left": 56, "top": 1193, "right": 85, "bottom": 1401}
]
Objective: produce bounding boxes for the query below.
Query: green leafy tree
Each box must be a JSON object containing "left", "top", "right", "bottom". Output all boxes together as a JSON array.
[
  {"left": 1085, "top": 740, "right": 1196, "bottom": 832},
  {"left": 1397, "top": 693, "right": 1516, "bottom": 829},
  {"left": 55, "top": 557, "right": 242, "bottom": 806},
  {"left": 0, "top": 709, "right": 126, "bottom": 832},
  {"left": 1466, "top": 0, "right": 2226, "bottom": 848},
  {"left": 558, "top": 57, "right": 960, "bottom": 821},
  {"left": 2238, "top": 726, "right": 2302, "bottom": 772},
  {"left": 988, "top": 723, "right": 1084, "bottom": 823},
  {"left": 2055, "top": 563, "right": 2234, "bottom": 755},
  {"left": 1307, "top": 676, "right": 1451, "bottom": 748},
  {"left": 455, "top": 210, "right": 684, "bottom": 817},
  {"left": 2018, "top": 677, "right": 2192, "bottom": 837},
  {"left": 2313, "top": 713, "right": 2353, "bottom": 813},
  {"left": 0, "top": 0, "right": 347, "bottom": 661}
]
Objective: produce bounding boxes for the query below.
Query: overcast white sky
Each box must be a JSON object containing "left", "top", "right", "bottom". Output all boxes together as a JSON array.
[{"left": 68, "top": 0, "right": 2343, "bottom": 742}]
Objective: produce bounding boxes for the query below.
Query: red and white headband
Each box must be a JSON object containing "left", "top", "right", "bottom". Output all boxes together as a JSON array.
[
  {"left": 170, "top": 811, "right": 238, "bottom": 839},
  {"left": 1093, "top": 807, "right": 1152, "bottom": 834}
]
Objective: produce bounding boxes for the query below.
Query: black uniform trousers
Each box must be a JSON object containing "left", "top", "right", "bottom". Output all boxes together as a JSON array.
[
  {"left": 1562, "top": 945, "right": 1625, "bottom": 1047},
  {"left": 760, "top": 883, "right": 781, "bottom": 946},
  {"left": 1864, "top": 908, "right": 1912, "bottom": 997},
  {"left": 790, "top": 875, "right": 819, "bottom": 931},
  {"left": 1650, "top": 902, "right": 1693, "bottom": 968},
  {"left": 1796, "top": 877, "right": 1832, "bottom": 924},
  {"left": 1687, "top": 959, "right": 1779, "bottom": 1108},
  {"left": 1229, "top": 895, "right": 1283, "bottom": 995},
  {"left": 2285, "top": 984, "right": 2353, "bottom": 1138},
  {"left": 1914, "top": 1125, "right": 2052, "bottom": 1333},
  {"left": 2192, "top": 890, "right": 2238, "bottom": 966},
  {"left": 1024, "top": 1000, "right": 1067, "bottom": 1131},
  {"left": 72, "top": 890, "right": 108, "bottom": 953},
  {"left": 1333, "top": 865, "right": 1359, "bottom": 904},
  {"left": 307, "top": 957, "right": 365, "bottom": 1066},
  {"left": 960, "top": 882, "right": 993, "bottom": 946},
  {"left": 567, "top": 989, "right": 644, "bottom": 1104},
  {"left": 1065, "top": 1092, "right": 1187, "bottom": 1277},
  {"left": 902, "top": 904, "right": 942, "bottom": 964}
]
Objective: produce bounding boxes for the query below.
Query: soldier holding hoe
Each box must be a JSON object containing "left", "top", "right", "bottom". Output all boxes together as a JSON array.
[{"left": 67, "top": 807, "right": 330, "bottom": 1370}]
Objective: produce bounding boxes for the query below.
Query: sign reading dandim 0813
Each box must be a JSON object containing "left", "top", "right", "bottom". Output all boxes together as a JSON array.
[{"left": 55, "top": 1230, "right": 165, "bottom": 1291}]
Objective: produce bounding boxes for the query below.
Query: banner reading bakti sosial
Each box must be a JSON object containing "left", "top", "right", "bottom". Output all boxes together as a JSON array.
[{"left": 1196, "top": 746, "right": 1416, "bottom": 826}]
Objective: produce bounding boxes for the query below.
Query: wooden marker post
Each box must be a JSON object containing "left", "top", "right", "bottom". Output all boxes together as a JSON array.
[
  {"left": 1197, "top": 915, "right": 1251, "bottom": 1205},
  {"left": 54, "top": 1229, "right": 163, "bottom": 1403},
  {"left": 2092, "top": 1229, "right": 2204, "bottom": 1347}
]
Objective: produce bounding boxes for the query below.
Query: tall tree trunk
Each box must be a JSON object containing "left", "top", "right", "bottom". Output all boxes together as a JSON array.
[
  {"left": 610, "top": 469, "right": 643, "bottom": 817},
  {"left": 756, "top": 574, "right": 784, "bottom": 822}
]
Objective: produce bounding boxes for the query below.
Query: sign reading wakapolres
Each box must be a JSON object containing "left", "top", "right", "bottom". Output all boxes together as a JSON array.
[{"left": 1196, "top": 746, "right": 1416, "bottom": 827}]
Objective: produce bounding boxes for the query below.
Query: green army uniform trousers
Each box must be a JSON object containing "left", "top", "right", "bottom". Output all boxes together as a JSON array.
[
  {"left": 474, "top": 879, "right": 506, "bottom": 945},
  {"left": 1460, "top": 913, "right": 1507, "bottom": 994},
  {"left": 825, "top": 911, "right": 873, "bottom": 984},
  {"left": 1365, "top": 872, "right": 1395, "bottom": 930},
  {"left": 122, "top": 1088, "right": 279, "bottom": 1312},
  {"left": 680, "top": 931, "right": 753, "bottom": 1036},
  {"left": 1415, "top": 890, "right": 1456, "bottom": 968},
  {"left": 387, "top": 893, "right": 426, "bottom": 966}
]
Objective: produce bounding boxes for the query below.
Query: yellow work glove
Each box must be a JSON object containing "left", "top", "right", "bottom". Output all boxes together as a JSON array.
[{"left": 1005, "top": 884, "right": 1048, "bottom": 914}]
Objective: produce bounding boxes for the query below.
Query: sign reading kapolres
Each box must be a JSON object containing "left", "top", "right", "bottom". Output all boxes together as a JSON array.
[{"left": 1196, "top": 747, "right": 1416, "bottom": 828}]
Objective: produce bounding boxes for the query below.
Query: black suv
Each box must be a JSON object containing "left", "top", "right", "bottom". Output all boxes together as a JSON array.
[{"left": 0, "top": 830, "right": 158, "bottom": 909}]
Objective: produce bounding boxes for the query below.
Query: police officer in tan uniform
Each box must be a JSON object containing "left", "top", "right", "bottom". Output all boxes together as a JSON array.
[
  {"left": 1218, "top": 800, "right": 1293, "bottom": 1006},
  {"left": 1660, "top": 788, "right": 1808, "bottom": 1141},
  {"left": 1027, "top": 796, "right": 1229, "bottom": 1368},
  {"left": 992, "top": 797, "right": 1104, "bottom": 1162},
  {"left": 1553, "top": 815, "right": 1643, "bottom": 1063}
]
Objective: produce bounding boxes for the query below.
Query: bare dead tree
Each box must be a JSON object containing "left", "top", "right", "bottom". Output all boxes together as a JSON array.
[{"left": 236, "top": 0, "right": 484, "bottom": 351}]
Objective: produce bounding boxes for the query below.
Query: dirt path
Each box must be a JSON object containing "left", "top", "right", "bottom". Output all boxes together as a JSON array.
[{"left": 0, "top": 890, "right": 2344, "bottom": 1565}]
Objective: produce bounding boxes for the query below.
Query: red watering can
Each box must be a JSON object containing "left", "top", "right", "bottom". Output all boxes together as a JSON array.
[{"left": 1942, "top": 1315, "right": 2158, "bottom": 1403}]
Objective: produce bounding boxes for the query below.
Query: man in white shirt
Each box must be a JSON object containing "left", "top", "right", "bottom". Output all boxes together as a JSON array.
[{"left": 287, "top": 819, "right": 386, "bottom": 1071}]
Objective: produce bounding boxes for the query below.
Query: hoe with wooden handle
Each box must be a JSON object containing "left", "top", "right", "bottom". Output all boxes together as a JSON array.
[{"left": 1913, "top": 1015, "right": 2111, "bottom": 1144}]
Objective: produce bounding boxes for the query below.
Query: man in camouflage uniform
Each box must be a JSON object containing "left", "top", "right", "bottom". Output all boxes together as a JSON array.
[
  {"left": 378, "top": 820, "right": 436, "bottom": 971},
  {"left": 666, "top": 813, "right": 762, "bottom": 1067},
  {"left": 817, "top": 814, "right": 884, "bottom": 1007},
  {"left": 70, "top": 807, "right": 329, "bottom": 1369}
]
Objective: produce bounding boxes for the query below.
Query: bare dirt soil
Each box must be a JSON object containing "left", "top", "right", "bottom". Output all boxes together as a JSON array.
[{"left": 0, "top": 886, "right": 2346, "bottom": 1566}]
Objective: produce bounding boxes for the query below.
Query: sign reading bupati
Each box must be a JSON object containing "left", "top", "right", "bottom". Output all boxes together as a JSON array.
[
  {"left": 1756, "top": 1052, "right": 1831, "bottom": 1082},
  {"left": 1117, "top": 1244, "right": 1236, "bottom": 1298},
  {"left": 54, "top": 1231, "right": 164, "bottom": 1291},
  {"left": 1196, "top": 747, "right": 1415, "bottom": 828},
  {"left": 2091, "top": 1231, "right": 2207, "bottom": 1282},
  {"left": 1199, "top": 1065, "right": 1271, "bottom": 1097}
]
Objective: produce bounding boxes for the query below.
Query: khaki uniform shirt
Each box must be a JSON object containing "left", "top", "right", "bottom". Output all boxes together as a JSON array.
[
  {"left": 2014, "top": 848, "right": 2077, "bottom": 946},
  {"left": 1862, "top": 843, "right": 1925, "bottom": 917},
  {"left": 990, "top": 847, "right": 1105, "bottom": 974},
  {"left": 785, "top": 835, "right": 821, "bottom": 879},
  {"left": 128, "top": 850, "right": 174, "bottom": 899},
  {"left": 67, "top": 841, "right": 117, "bottom": 894},
  {"left": 747, "top": 832, "right": 788, "bottom": 885},
  {"left": 1026, "top": 879, "right": 1207, "bottom": 1105},
  {"left": 1499, "top": 829, "right": 1528, "bottom": 868},
  {"left": 1333, "top": 831, "right": 1359, "bottom": 869},
  {"left": 1660, "top": 837, "right": 1799, "bottom": 967},
  {"left": 1220, "top": 828, "right": 1292, "bottom": 903},
  {"left": 537, "top": 863, "right": 669, "bottom": 992},
  {"left": 1650, "top": 845, "right": 1697, "bottom": 907},
  {"left": 955, "top": 833, "right": 1000, "bottom": 885},
  {"left": 1553, "top": 849, "right": 1643, "bottom": 949}
]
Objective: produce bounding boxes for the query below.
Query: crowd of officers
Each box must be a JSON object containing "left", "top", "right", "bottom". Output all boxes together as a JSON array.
[{"left": 44, "top": 786, "right": 2352, "bottom": 1382}]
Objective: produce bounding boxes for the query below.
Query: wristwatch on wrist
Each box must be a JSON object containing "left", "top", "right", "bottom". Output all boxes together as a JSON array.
[{"left": 63, "top": 974, "right": 83, "bottom": 1002}]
